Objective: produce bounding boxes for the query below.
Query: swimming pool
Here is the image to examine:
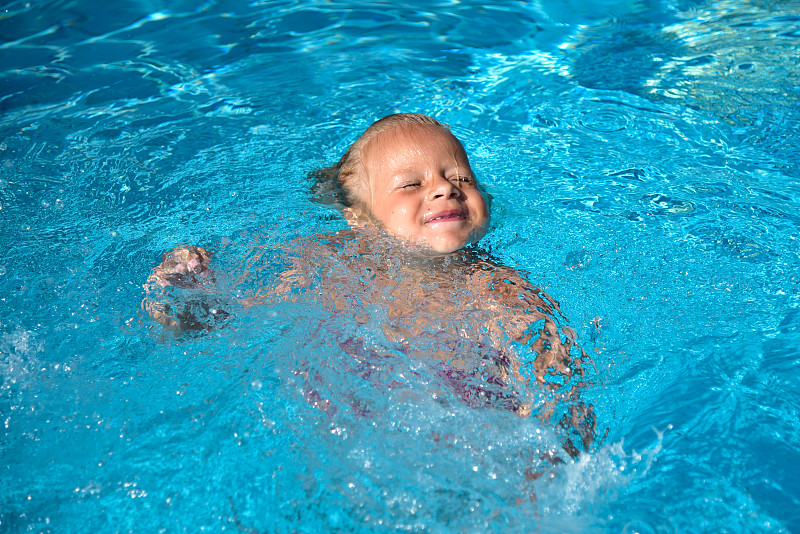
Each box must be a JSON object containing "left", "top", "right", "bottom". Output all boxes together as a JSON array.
[{"left": 2, "top": 0, "right": 799, "bottom": 531}]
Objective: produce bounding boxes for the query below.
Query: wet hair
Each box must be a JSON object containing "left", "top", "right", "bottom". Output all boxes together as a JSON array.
[{"left": 309, "top": 113, "right": 451, "bottom": 208}]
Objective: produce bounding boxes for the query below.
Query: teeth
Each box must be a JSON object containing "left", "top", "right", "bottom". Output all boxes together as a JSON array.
[
  {"left": 430, "top": 213, "right": 460, "bottom": 222},
  {"left": 427, "top": 211, "right": 465, "bottom": 223}
]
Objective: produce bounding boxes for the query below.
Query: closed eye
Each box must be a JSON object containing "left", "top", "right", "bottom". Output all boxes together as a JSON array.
[
  {"left": 399, "top": 182, "right": 421, "bottom": 189},
  {"left": 449, "top": 175, "right": 475, "bottom": 185}
]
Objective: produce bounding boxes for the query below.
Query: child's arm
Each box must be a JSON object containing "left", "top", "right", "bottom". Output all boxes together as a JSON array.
[
  {"left": 142, "top": 237, "right": 331, "bottom": 333},
  {"left": 473, "top": 263, "right": 598, "bottom": 455}
]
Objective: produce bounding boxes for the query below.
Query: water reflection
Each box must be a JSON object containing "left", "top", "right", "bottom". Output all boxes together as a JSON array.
[{"left": 564, "top": 0, "right": 800, "bottom": 171}]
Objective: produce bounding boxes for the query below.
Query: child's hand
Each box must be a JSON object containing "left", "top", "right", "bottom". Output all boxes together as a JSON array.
[
  {"left": 147, "top": 246, "right": 214, "bottom": 289},
  {"left": 143, "top": 246, "right": 225, "bottom": 332}
]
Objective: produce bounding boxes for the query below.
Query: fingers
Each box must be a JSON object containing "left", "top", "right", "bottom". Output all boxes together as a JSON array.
[
  {"left": 151, "top": 246, "right": 214, "bottom": 288},
  {"left": 182, "top": 258, "right": 203, "bottom": 274},
  {"left": 163, "top": 246, "right": 211, "bottom": 273},
  {"left": 142, "top": 246, "right": 220, "bottom": 332}
]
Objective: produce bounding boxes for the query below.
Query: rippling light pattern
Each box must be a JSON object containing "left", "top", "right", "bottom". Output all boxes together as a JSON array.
[{"left": 1, "top": 0, "right": 799, "bottom": 532}]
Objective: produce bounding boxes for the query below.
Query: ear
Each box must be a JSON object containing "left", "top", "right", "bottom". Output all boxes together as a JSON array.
[
  {"left": 343, "top": 207, "right": 367, "bottom": 227},
  {"left": 482, "top": 189, "right": 493, "bottom": 211}
]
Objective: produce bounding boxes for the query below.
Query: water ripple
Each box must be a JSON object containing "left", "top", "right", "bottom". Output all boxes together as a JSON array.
[
  {"left": 577, "top": 107, "right": 632, "bottom": 133},
  {"left": 2, "top": 1, "right": 799, "bottom": 532}
]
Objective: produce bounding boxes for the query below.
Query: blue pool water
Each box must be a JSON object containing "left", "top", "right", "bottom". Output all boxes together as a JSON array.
[{"left": 2, "top": 0, "right": 799, "bottom": 532}]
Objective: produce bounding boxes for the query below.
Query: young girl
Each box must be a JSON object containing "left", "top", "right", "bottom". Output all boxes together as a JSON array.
[{"left": 144, "top": 113, "right": 597, "bottom": 457}]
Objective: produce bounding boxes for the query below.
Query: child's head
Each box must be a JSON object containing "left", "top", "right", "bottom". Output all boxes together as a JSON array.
[{"left": 334, "top": 113, "right": 489, "bottom": 253}]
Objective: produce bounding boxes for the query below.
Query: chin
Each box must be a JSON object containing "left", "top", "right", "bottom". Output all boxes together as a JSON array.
[
  {"left": 428, "top": 229, "right": 486, "bottom": 254},
  {"left": 424, "top": 238, "right": 471, "bottom": 254}
]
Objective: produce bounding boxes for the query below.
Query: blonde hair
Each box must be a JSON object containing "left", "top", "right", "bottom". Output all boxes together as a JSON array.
[{"left": 309, "top": 113, "right": 451, "bottom": 208}]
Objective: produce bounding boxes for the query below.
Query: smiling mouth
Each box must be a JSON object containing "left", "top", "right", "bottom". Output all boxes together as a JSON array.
[{"left": 425, "top": 209, "right": 467, "bottom": 224}]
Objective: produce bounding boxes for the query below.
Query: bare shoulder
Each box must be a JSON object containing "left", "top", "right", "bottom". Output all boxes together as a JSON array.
[{"left": 465, "top": 258, "right": 561, "bottom": 317}]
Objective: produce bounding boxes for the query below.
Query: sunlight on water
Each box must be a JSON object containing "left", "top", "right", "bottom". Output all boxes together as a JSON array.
[{"left": 1, "top": 0, "right": 799, "bottom": 532}]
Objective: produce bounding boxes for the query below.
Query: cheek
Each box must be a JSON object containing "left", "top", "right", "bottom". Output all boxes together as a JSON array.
[
  {"left": 387, "top": 205, "right": 418, "bottom": 232},
  {"left": 390, "top": 207, "right": 411, "bottom": 226},
  {"left": 471, "top": 195, "right": 488, "bottom": 217},
  {"left": 390, "top": 202, "right": 413, "bottom": 218}
]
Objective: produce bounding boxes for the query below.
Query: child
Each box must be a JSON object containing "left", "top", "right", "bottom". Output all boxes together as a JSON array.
[{"left": 144, "top": 113, "right": 596, "bottom": 457}]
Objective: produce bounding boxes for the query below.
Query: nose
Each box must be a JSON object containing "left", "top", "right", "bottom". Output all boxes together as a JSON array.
[{"left": 426, "top": 174, "right": 459, "bottom": 200}]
